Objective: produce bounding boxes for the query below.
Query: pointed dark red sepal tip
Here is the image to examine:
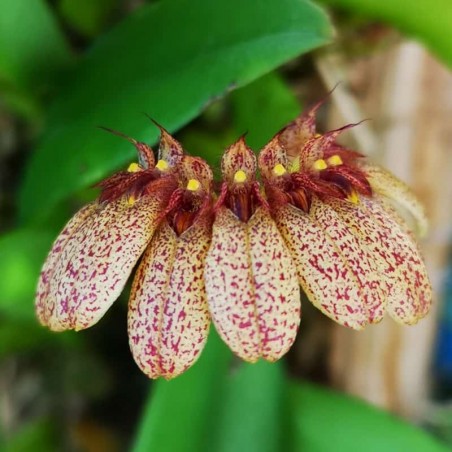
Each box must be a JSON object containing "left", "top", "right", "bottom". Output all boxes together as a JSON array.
[
  {"left": 98, "top": 126, "right": 138, "bottom": 144},
  {"left": 99, "top": 125, "right": 155, "bottom": 169}
]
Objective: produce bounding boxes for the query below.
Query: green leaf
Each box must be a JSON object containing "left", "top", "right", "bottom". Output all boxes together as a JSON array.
[
  {"left": 132, "top": 330, "right": 232, "bottom": 452},
  {"left": 319, "top": 0, "right": 452, "bottom": 68},
  {"left": 4, "top": 418, "right": 57, "bottom": 452},
  {"left": 0, "top": 319, "right": 65, "bottom": 357},
  {"left": 19, "top": 0, "right": 333, "bottom": 223},
  {"left": 231, "top": 72, "right": 301, "bottom": 150},
  {"left": 288, "top": 381, "right": 448, "bottom": 452},
  {"left": 0, "top": 229, "right": 54, "bottom": 321},
  {"left": 0, "top": 0, "right": 72, "bottom": 90},
  {"left": 212, "top": 361, "right": 286, "bottom": 452},
  {"left": 58, "top": 0, "right": 119, "bottom": 37}
]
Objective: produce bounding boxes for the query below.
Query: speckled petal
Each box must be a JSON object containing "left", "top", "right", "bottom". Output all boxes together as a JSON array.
[
  {"left": 329, "top": 198, "right": 432, "bottom": 324},
  {"left": 36, "top": 203, "right": 97, "bottom": 328},
  {"left": 221, "top": 137, "right": 257, "bottom": 186},
  {"left": 364, "top": 164, "right": 428, "bottom": 237},
  {"left": 47, "top": 196, "right": 162, "bottom": 331},
  {"left": 362, "top": 197, "right": 432, "bottom": 322},
  {"left": 205, "top": 207, "right": 301, "bottom": 362},
  {"left": 157, "top": 127, "right": 184, "bottom": 167},
  {"left": 274, "top": 204, "right": 368, "bottom": 330},
  {"left": 310, "top": 198, "right": 386, "bottom": 323},
  {"left": 128, "top": 219, "right": 211, "bottom": 379}
]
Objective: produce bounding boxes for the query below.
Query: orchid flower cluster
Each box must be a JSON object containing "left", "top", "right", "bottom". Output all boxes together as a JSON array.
[{"left": 36, "top": 103, "right": 432, "bottom": 379}]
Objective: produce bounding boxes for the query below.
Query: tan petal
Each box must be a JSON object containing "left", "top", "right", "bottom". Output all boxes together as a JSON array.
[
  {"left": 179, "top": 156, "right": 213, "bottom": 192},
  {"left": 47, "top": 196, "right": 161, "bottom": 331},
  {"left": 310, "top": 198, "right": 387, "bottom": 323},
  {"left": 258, "top": 136, "right": 289, "bottom": 180},
  {"left": 221, "top": 137, "right": 257, "bottom": 184},
  {"left": 36, "top": 203, "right": 97, "bottom": 328},
  {"left": 128, "top": 219, "right": 211, "bottom": 379},
  {"left": 364, "top": 164, "right": 428, "bottom": 237},
  {"left": 274, "top": 204, "right": 367, "bottom": 330},
  {"left": 157, "top": 126, "right": 184, "bottom": 167},
  {"left": 205, "top": 207, "right": 300, "bottom": 362},
  {"left": 329, "top": 197, "right": 432, "bottom": 324},
  {"left": 362, "top": 198, "right": 432, "bottom": 322}
]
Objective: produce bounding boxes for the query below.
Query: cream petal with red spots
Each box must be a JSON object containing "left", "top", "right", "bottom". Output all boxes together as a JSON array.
[
  {"left": 362, "top": 197, "right": 432, "bottom": 322},
  {"left": 205, "top": 207, "right": 301, "bottom": 362},
  {"left": 128, "top": 219, "right": 211, "bottom": 379},
  {"left": 310, "top": 197, "right": 387, "bottom": 323},
  {"left": 46, "top": 196, "right": 162, "bottom": 331},
  {"left": 328, "top": 197, "right": 432, "bottom": 324},
  {"left": 364, "top": 164, "right": 428, "bottom": 237},
  {"left": 274, "top": 203, "right": 368, "bottom": 330},
  {"left": 36, "top": 203, "right": 97, "bottom": 329}
]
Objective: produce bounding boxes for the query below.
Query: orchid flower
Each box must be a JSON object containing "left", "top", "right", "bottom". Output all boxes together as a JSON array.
[{"left": 35, "top": 105, "right": 433, "bottom": 379}]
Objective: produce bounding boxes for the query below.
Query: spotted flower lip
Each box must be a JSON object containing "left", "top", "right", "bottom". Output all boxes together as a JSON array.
[
  {"left": 128, "top": 155, "right": 214, "bottom": 379},
  {"left": 204, "top": 138, "right": 301, "bottom": 363},
  {"left": 35, "top": 103, "right": 433, "bottom": 380}
]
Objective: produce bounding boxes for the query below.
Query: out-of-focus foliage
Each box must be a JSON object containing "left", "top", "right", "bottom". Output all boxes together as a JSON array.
[
  {"left": 0, "top": 229, "right": 54, "bottom": 321},
  {"left": 0, "top": 0, "right": 72, "bottom": 116},
  {"left": 319, "top": 0, "right": 452, "bottom": 68},
  {"left": 289, "top": 382, "right": 448, "bottom": 452},
  {"left": 58, "top": 0, "right": 120, "bottom": 37}
]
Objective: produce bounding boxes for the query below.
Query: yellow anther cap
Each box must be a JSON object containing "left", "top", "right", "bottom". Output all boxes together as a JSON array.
[
  {"left": 313, "top": 159, "right": 327, "bottom": 171},
  {"left": 348, "top": 190, "right": 360, "bottom": 204},
  {"left": 127, "top": 195, "right": 136, "bottom": 206},
  {"left": 127, "top": 162, "right": 141, "bottom": 173},
  {"left": 327, "top": 155, "right": 343, "bottom": 166},
  {"left": 156, "top": 159, "right": 169, "bottom": 171},
  {"left": 273, "top": 163, "right": 287, "bottom": 176},
  {"left": 186, "top": 179, "right": 201, "bottom": 191},
  {"left": 233, "top": 170, "right": 247, "bottom": 183}
]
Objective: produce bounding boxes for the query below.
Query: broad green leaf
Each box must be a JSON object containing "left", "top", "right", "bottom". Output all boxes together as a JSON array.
[
  {"left": 19, "top": 0, "right": 333, "bottom": 223},
  {"left": 231, "top": 72, "right": 302, "bottom": 150},
  {"left": 319, "top": 0, "right": 452, "bottom": 68},
  {"left": 212, "top": 362, "right": 286, "bottom": 452},
  {"left": 58, "top": 0, "right": 119, "bottom": 37},
  {"left": 132, "top": 330, "right": 232, "bottom": 452},
  {"left": 0, "top": 0, "right": 72, "bottom": 89},
  {"left": 288, "top": 381, "right": 448, "bottom": 452},
  {"left": 0, "top": 229, "right": 55, "bottom": 321}
]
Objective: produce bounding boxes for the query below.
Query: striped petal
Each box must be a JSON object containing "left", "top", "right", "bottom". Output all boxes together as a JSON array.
[
  {"left": 310, "top": 198, "right": 387, "bottom": 323},
  {"left": 47, "top": 196, "right": 162, "bottom": 331},
  {"left": 329, "top": 197, "right": 432, "bottom": 324},
  {"left": 274, "top": 204, "right": 368, "bottom": 330},
  {"left": 128, "top": 219, "right": 211, "bottom": 379},
  {"left": 36, "top": 203, "right": 97, "bottom": 328},
  {"left": 205, "top": 207, "right": 300, "bottom": 362},
  {"left": 364, "top": 164, "right": 428, "bottom": 237}
]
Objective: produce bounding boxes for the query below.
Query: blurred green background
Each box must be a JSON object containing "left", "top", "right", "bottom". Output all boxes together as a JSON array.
[{"left": 1, "top": 0, "right": 452, "bottom": 450}]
